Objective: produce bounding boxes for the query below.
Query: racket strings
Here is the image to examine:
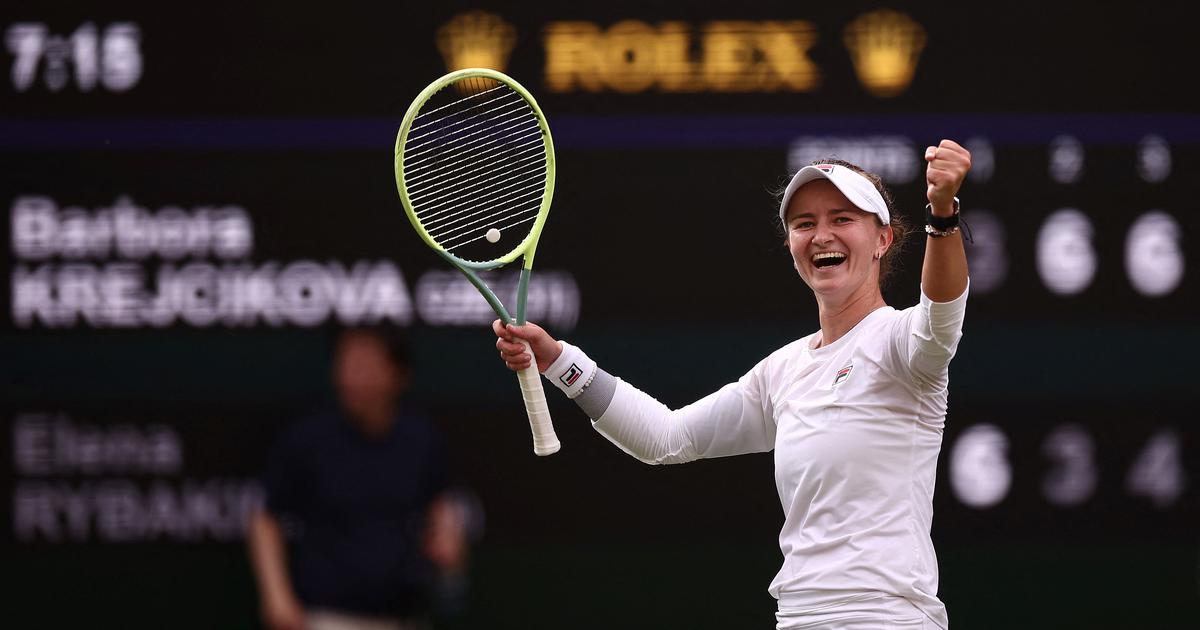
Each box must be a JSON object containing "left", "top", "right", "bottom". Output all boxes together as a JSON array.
[
  {"left": 405, "top": 98, "right": 541, "bottom": 195},
  {"left": 407, "top": 144, "right": 545, "bottom": 233},
  {"left": 404, "top": 107, "right": 534, "bottom": 171},
  {"left": 409, "top": 83, "right": 505, "bottom": 123},
  {"left": 407, "top": 85, "right": 517, "bottom": 136},
  {"left": 407, "top": 151, "right": 546, "bottom": 211},
  {"left": 405, "top": 93, "right": 528, "bottom": 152},
  {"left": 404, "top": 114, "right": 539, "bottom": 171},
  {"left": 407, "top": 150, "right": 545, "bottom": 221},
  {"left": 424, "top": 183, "right": 544, "bottom": 245},
  {"left": 414, "top": 162, "right": 546, "bottom": 225},
  {"left": 405, "top": 132, "right": 543, "bottom": 196},
  {"left": 421, "top": 173, "right": 545, "bottom": 249},
  {"left": 442, "top": 207, "right": 542, "bottom": 250},
  {"left": 403, "top": 79, "right": 548, "bottom": 261}
]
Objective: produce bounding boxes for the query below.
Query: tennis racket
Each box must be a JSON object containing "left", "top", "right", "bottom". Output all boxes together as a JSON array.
[{"left": 394, "top": 68, "right": 560, "bottom": 456}]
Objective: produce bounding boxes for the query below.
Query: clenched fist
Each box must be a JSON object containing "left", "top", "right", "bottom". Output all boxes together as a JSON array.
[{"left": 925, "top": 139, "right": 971, "bottom": 216}]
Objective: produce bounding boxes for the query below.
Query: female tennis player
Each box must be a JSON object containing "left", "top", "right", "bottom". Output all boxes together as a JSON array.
[{"left": 495, "top": 140, "right": 971, "bottom": 630}]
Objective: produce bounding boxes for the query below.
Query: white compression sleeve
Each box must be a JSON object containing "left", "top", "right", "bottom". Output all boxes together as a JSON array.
[
  {"left": 905, "top": 281, "right": 969, "bottom": 386},
  {"left": 918, "top": 280, "right": 969, "bottom": 352},
  {"left": 545, "top": 343, "right": 775, "bottom": 465},
  {"left": 593, "top": 377, "right": 774, "bottom": 466}
]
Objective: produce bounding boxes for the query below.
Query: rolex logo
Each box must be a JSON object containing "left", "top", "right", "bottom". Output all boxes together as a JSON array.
[
  {"left": 843, "top": 10, "right": 926, "bottom": 97},
  {"left": 437, "top": 11, "right": 517, "bottom": 73}
]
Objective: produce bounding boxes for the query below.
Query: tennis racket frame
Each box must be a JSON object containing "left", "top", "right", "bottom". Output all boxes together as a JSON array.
[{"left": 395, "top": 68, "right": 561, "bottom": 456}]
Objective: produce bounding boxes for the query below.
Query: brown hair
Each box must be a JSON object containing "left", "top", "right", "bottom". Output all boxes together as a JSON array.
[{"left": 778, "top": 157, "right": 911, "bottom": 289}]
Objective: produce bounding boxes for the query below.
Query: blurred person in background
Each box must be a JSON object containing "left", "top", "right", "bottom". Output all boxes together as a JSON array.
[
  {"left": 495, "top": 142, "right": 971, "bottom": 629},
  {"left": 248, "top": 327, "right": 467, "bottom": 630}
]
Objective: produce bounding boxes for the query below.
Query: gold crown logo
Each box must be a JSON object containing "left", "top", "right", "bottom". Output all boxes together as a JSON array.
[
  {"left": 843, "top": 10, "right": 926, "bottom": 97},
  {"left": 437, "top": 11, "right": 517, "bottom": 73}
]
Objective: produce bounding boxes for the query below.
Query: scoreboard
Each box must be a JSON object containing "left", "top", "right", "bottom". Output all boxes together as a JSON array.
[{"left": 2, "top": 2, "right": 1198, "bottom": 629}]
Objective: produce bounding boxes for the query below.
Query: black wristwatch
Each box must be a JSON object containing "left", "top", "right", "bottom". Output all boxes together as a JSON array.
[{"left": 925, "top": 197, "right": 961, "bottom": 237}]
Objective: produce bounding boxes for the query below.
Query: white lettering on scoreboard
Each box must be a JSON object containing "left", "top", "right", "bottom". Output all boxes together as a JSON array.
[
  {"left": 13, "top": 260, "right": 413, "bottom": 328},
  {"left": 11, "top": 413, "right": 261, "bottom": 544},
  {"left": 949, "top": 423, "right": 1011, "bottom": 509},
  {"left": 14, "top": 479, "right": 261, "bottom": 543},
  {"left": 1036, "top": 208, "right": 1096, "bottom": 296},
  {"left": 787, "top": 136, "right": 919, "bottom": 183},
  {"left": 1125, "top": 211, "right": 1184, "bottom": 298},
  {"left": 948, "top": 421, "right": 1186, "bottom": 510},
  {"left": 417, "top": 269, "right": 580, "bottom": 329},
  {"left": 5, "top": 22, "right": 142, "bottom": 93},
  {"left": 8, "top": 196, "right": 581, "bottom": 330},
  {"left": 12, "top": 195, "right": 253, "bottom": 260},
  {"left": 15, "top": 414, "right": 182, "bottom": 476}
]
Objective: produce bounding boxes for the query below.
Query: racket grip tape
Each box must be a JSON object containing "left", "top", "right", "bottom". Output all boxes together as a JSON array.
[{"left": 516, "top": 339, "right": 560, "bottom": 456}]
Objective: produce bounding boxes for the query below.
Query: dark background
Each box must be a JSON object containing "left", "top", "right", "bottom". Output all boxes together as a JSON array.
[{"left": 2, "top": 1, "right": 1198, "bottom": 628}]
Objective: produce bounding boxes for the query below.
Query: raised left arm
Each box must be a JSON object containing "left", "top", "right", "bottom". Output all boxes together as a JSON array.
[{"left": 921, "top": 139, "right": 971, "bottom": 302}]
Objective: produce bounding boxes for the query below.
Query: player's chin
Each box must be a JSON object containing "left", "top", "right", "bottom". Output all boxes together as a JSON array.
[
  {"left": 808, "top": 282, "right": 841, "bottom": 297},
  {"left": 806, "top": 271, "right": 849, "bottom": 295}
]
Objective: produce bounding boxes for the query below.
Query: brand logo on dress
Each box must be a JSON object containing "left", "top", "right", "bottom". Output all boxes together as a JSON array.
[
  {"left": 560, "top": 363, "right": 583, "bottom": 387},
  {"left": 833, "top": 363, "right": 853, "bottom": 386}
]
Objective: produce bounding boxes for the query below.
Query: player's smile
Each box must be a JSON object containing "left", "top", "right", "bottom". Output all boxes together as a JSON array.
[
  {"left": 804, "top": 246, "right": 852, "bottom": 284},
  {"left": 810, "top": 251, "right": 848, "bottom": 270}
]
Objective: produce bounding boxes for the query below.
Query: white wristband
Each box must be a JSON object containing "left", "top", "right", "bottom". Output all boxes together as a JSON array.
[{"left": 543, "top": 341, "right": 597, "bottom": 399}]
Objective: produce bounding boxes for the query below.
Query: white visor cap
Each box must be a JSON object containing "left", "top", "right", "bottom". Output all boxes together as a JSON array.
[{"left": 779, "top": 164, "right": 890, "bottom": 227}]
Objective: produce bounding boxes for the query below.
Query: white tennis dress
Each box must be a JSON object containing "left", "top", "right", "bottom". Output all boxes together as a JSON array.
[{"left": 582, "top": 286, "right": 967, "bottom": 629}]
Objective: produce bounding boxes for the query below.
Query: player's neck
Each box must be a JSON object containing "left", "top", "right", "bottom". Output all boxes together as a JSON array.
[{"left": 814, "top": 288, "right": 886, "bottom": 348}]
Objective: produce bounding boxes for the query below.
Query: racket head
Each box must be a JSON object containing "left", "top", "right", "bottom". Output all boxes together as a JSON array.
[{"left": 395, "top": 68, "right": 556, "bottom": 271}]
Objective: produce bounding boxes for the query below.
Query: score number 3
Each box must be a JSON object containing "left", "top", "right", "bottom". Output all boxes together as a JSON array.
[{"left": 950, "top": 424, "right": 1186, "bottom": 509}]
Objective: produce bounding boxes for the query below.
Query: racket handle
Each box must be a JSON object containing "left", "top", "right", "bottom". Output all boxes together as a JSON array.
[{"left": 516, "top": 338, "right": 560, "bottom": 456}]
